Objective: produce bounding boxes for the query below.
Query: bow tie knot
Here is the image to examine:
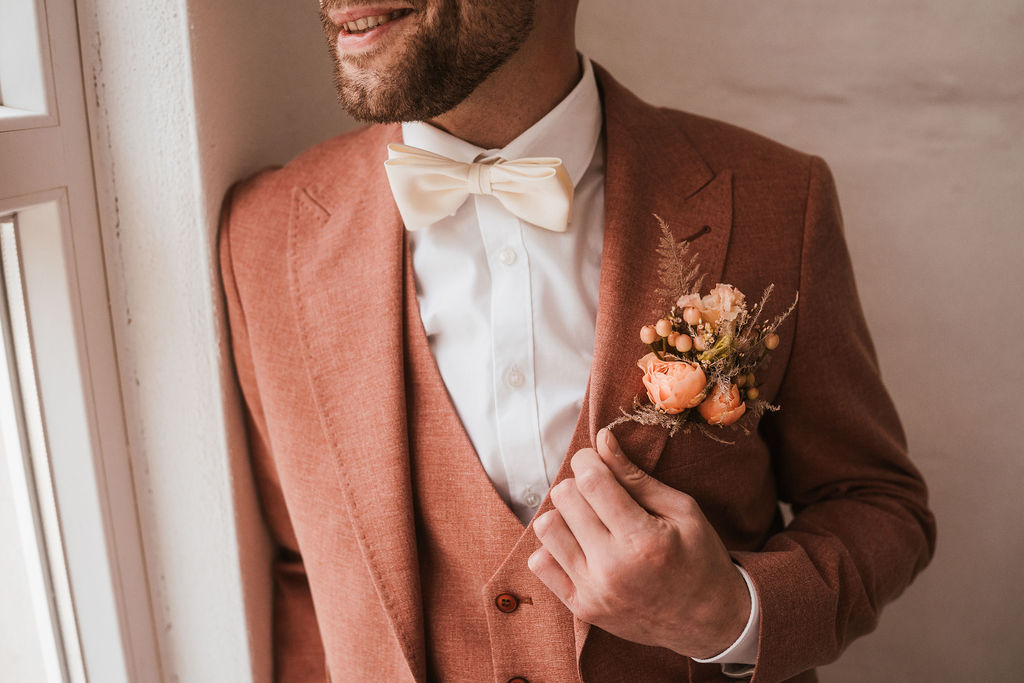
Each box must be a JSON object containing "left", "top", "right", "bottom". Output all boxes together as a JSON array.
[
  {"left": 384, "top": 143, "right": 574, "bottom": 232},
  {"left": 466, "top": 161, "right": 494, "bottom": 196}
]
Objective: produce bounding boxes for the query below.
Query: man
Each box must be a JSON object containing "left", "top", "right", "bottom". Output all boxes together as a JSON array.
[{"left": 218, "top": 1, "right": 935, "bottom": 681}]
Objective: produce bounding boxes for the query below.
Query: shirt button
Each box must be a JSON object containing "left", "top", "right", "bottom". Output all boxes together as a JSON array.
[
  {"left": 495, "top": 593, "right": 519, "bottom": 613},
  {"left": 523, "top": 490, "right": 541, "bottom": 508},
  {"left": 506, "top": 366, "right": 525, "bottom": 388},
  {"left": 498, "top": 247, "right": 517, "bottom": 265}
]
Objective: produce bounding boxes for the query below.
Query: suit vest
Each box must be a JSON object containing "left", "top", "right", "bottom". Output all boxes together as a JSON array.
[{"left": 401, "top": 240, "right": 582, "bottom": 682}]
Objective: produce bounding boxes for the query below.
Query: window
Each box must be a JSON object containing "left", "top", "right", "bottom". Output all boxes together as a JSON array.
[
  {"left": 1, "top": 207, "right": 80, "bottom": 682},
  {"left": 0, "top": 0, "right": 159, "bottom": 680},
  {"left": 0, "top": 0, "right": 56, "bottom": 131}
]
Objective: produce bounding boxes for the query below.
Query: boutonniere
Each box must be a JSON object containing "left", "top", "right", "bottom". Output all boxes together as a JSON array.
[{"left": 606, "top": 215, "right": 798, "bottom": 444}]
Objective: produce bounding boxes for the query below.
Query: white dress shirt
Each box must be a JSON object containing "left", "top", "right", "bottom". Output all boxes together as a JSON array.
[{"left": 401, "top": 54, "right": 758, "bottom": 672}]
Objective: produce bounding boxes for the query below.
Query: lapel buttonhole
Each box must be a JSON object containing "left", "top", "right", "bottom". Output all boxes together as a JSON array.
[{"left": 680, "top": 224, "right": 712, "bottom": 243}]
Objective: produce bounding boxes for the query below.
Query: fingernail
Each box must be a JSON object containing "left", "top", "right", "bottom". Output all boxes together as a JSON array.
[
  {"left": 533, "top": 512, "right": 550, "bottom": 534},
  {"left": 600, "top": 428, "right": 623, "bottom": 458},
  {"left": 528, "top": 550, "right": 541, "bottom": 570}
]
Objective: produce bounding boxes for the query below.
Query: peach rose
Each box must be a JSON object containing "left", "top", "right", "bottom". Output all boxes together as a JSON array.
[
  {"left": 637, "top": 352, "right": 708, "bottom": 414},
  {"left": 700, "top": 283, "right": 746, "bottom": 325},
  {"left": 697, "top": 382, "right": 747, "bottom": 426}
]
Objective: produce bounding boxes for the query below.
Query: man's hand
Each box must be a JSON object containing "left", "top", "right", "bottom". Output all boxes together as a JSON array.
[{"left": 528, "top": 428, "right": 750, "bottom": 659}]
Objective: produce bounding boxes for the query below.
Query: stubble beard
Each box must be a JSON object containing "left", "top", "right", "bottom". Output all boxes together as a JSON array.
[{"left": 321, "top": 0, "right": 536, "bottom": 123}]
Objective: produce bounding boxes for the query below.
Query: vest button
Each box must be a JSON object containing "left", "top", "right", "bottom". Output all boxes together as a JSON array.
[
  {"left": 507, "top": 678, "right": 529, "bottom": 683},
  {"left": 494, "top": 593, "right": 519, "bottom": 613}
]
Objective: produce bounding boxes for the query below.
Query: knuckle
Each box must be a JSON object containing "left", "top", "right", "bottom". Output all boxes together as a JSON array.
[
  {"left": 675, "top": 518, "right": 704, "bottom": 549},
  {"left": 550, "top": 479, "right": 572, "bottom": 503},
  {"left": 675, "top": 491, "right": 699, "bottom": 515},
  {"left": 621, "top": 465, "right": 649, "bottom": 488},
  {"left": 623, "top": 528, "right": 671, "bottom": 567},
  {"left": 575, "top": 468, "right": 602, "bottom": 495},
  {"left": 592, "top": 562, "right": 625, "bottom": 595}
]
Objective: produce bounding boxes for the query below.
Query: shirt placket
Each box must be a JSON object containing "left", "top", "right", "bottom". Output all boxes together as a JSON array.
[{"left": 475, "top": 191, "right": 550, "bottom": 522}]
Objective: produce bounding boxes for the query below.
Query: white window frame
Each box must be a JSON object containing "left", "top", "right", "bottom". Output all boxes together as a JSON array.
[
  {"left": 0, "top": 0, "right": 161, "bottom": 679},
  {"left": 5, "top": 0, "right": 352, "bottom": 678},
  {"left": 0, "top": 0, "right": 57, "bottom": 130}
]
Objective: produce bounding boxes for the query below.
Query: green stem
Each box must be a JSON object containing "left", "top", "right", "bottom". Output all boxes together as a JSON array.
[{"left": 698, "top": 333, "right": 734, "bottom": 363}]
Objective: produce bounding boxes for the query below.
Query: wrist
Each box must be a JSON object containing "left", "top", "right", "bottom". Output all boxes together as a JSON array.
[
  {"left": 691, "top": 564, "right": 760, "bottom": 665},
  {"left": 684, "top": 564, "right": 752, "bottom": 659}
]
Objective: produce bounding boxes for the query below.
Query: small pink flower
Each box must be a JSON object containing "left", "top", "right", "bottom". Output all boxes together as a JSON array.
[
  {"left": 700, "top": 283, "right": 746, "bottom": 325},
  {"left": 698, "top": 382, "right": 747, "bottom": 426},
  {"left": 637, "top": 352, "right": 708, "bottom": 414},
  {"left": 676, "top": 292, "right": 702, "bottom": 310}
]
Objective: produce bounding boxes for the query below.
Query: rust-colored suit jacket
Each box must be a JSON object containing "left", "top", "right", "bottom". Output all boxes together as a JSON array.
[{"left": 218, "top": 63, "right": 935, "bottom": 682}]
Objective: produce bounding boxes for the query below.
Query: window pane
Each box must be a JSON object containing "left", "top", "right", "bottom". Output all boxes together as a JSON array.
[
  {"left": 0, "top": 0, "right": 56, "bottom": 131},
  {"left": 0, "top": 213, "right": 69, "bottom": 682},
  {"left": 0, "top": 457, "right": 50, "bottom": 682}
]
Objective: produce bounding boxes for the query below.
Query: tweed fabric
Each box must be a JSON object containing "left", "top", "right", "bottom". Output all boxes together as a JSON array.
[{"left": 217, "top": 62, "right": 935, "bottom": 682}]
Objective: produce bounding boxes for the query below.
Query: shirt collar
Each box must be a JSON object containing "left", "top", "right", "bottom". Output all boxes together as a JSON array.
[{"left": 400, "top": 53, "right": 602, "bottom": 188}]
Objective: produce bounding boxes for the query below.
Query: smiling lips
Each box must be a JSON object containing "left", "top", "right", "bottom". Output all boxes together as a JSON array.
[
  {"left": 339, "top": 8, "right": 412, "bottom": 34},
  {"left": 328, "top": 5, "right": 414, "bottom": 33}
]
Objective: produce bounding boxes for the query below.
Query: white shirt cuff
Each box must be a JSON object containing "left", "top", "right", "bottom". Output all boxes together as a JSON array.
[{"left": 690, "top": 564, "right": 760, "bottom": 675}]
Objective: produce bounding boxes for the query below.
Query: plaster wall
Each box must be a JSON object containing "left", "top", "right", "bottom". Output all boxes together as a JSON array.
[
  {"left": 77, "top": 0, "right": 348, "bottom": 679},
  {"left": 77, "top": 0, "right": 251, "bottom": 678}
]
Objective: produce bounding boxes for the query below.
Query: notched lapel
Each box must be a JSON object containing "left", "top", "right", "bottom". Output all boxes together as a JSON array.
[
  {"left": 566, "top": 63, "right": 736, "bottom": 664},
  {"left": 586, "top": 63, "right": 736, "bottom": 480},
  {"left": 287, "top": 125, "right": 427, "bottom": 681}
]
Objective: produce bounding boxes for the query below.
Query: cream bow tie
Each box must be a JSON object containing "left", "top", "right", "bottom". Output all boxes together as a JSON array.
[{"left": 384, "top": 143, "right": 574, "bottom": 232}]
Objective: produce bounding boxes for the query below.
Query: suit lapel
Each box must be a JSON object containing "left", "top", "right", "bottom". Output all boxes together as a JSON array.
[
  {"left": 287, "top": 124, "right": 427, "bottom": 681},
  {"left": 564, "top": 63, "right": 735, "bottom": 661},
  {"left": 586, "top": 61, "right": 734, "bottom": 474}
]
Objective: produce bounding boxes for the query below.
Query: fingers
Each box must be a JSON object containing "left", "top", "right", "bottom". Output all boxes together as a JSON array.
[
  {"left": 596, "top": 428, "right": 693, "bottom": 519},
  {"left": 569, "top": 448, "right": 651, "bottom": 539},
  {"left": 527, "top": 547, "right": 576, "bottom": 608},
  {"left": 533, "top": 508, "right": 587, "bottom": 580},
  {"left": 549, "top": 477, "right": 612, "bottom": 553}
]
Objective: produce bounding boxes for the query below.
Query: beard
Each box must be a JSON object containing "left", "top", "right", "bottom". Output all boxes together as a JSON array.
[{"left": 320, "top": 0, "right": 536, "bottom": 123}]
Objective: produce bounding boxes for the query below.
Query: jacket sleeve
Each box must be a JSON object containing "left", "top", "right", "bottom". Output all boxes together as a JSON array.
[
  {"left": 733, "top": 157, "right": 937, "bottom": 683},
  {"left": 219, "top": 186, "right": 329, "bottom": 683}
]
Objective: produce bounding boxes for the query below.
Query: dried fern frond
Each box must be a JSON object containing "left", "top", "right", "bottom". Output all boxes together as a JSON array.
[
  {"left": 764, "top": 291, "right": 799, "bottom": 336},
  {"left": 696, "top": 424, "right": 736, "bottom": 445},
  {"left": 607, "top": 398, "right": 687, "bottom": 437},
  {"left": 730, "top": 288, "right": 800, "bottom": 378},
  {"left": 741, "top": 285, "right": 776, "bottom": 343},
  {"left": 653, "top": 214, "right": 704, "bottom": 310}
]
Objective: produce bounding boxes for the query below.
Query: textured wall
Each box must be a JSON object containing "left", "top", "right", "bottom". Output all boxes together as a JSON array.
[
  {"left": 579, "top": 1, "right": 1024, "bottom": 680},
  {"left": 77, "top": 0, "right": 350, "bottom": 679},
  {"left": 77, "top": 0, "right": 255, "bottom": 677},
  {"left": 186, "top": 0, "right": 352, "bottom": 679}
]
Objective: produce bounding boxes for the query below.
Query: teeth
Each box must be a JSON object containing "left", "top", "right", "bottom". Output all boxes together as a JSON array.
[{"left": 342, "top": 10, "right": 404, "bottom": 34}]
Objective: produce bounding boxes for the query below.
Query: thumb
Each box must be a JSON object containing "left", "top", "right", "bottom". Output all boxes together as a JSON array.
[{"left": 596, "top": 427, "right": 683, "bottom": 515}]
